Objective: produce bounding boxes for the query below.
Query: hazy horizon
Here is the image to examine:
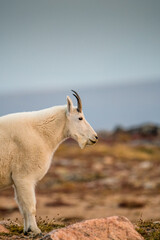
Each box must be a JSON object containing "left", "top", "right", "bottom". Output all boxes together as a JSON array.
[{"left": 0, "top": 80, "right": 159, "bottom": 131}]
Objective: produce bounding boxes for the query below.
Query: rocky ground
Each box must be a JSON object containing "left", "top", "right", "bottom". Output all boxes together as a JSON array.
[{"left": 0, "top": 124, "right": 160, "bottom": 239}]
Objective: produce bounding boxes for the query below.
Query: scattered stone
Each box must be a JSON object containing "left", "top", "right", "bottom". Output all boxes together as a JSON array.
[
  {"left": 143, "top": 181, "right": 157, "bottom": 190},
  {"left": 103, "top": 156, "right": 113, "bottom": 165},
  {"left": 139, "top": 161, "right": 152, "bottom": 169},
  {"left": 153, "top": 221, "right": 160, "bottom": 224},
  {"left": 42, "top": 216, "right": 144, "bottom": 240}
]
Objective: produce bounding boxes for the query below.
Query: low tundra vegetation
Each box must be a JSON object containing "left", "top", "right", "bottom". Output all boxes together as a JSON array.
[
  {"left": 136, "top": 219, "right": 160, "bottom": 240},
  {"left": 0, "top": 217, "right": 66, "bottom": 238}
]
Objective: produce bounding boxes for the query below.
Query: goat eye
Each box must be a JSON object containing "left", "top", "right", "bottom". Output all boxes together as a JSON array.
[{"left": 79, "top": 117, "right": 83, "bottom": 120}]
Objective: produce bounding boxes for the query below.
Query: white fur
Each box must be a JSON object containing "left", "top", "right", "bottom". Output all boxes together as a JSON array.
[{"left": 0, "top": 96, "right": 97, "bottom": 235}]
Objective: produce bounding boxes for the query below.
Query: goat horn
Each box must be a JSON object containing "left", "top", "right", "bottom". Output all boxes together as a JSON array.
[{"left": 71, "top": 90, "right": 82, "bottom": 112}]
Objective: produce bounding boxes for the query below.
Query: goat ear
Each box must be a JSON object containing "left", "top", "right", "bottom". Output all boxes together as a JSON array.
[{"left": 67, "top": 96, "right": 73, "bottom": 114}]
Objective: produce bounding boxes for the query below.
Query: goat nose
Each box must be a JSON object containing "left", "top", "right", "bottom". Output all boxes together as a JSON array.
[{"left": 95, "top": 135, "right": 98, "bottom": 140}]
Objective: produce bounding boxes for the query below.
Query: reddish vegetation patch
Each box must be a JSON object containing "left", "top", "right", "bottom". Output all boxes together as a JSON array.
[
  {"left": 45, "top": 198, "right": 76, "bottom": 207},
  {"left": 118, "top": 199, "right": 146, "bottom": 209},
  {"left": 0, "top": 207, "right": 18, "bottom": 215}
]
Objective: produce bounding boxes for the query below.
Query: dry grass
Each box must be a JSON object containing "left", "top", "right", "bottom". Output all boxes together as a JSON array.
[{"left": 56, "top": 141, "right": 160, "bottom": 162}]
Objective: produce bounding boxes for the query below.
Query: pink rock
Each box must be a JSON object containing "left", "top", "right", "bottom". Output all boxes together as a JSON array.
[
  {"left": 0, "top": 224, "right": 9, "bottom": 233},
  {"left": 42, "top": 216, "right": 144, "bottom": 240}
]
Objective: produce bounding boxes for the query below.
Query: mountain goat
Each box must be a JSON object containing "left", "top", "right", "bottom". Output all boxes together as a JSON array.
[{"left": 0, "top": 90, "right": 98, "bottom": 235}]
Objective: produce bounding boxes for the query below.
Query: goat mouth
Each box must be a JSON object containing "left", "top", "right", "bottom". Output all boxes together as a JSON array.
[{"left": 89, "top": 139, "right": 96, "bottom": 144}]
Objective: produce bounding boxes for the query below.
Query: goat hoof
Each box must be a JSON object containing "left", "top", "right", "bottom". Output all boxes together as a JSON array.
[{"left": 24, "top": 227, "right": 31, "bottom": 235}]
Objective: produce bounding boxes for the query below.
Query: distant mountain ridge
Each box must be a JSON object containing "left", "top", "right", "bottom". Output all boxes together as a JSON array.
[{"left": 0, "top": 80, "right": 160, "bottom": 130}]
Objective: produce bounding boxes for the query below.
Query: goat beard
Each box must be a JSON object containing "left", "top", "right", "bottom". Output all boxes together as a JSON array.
[{"left": 78, "top": 140, "right": 87, "bottom": 149}]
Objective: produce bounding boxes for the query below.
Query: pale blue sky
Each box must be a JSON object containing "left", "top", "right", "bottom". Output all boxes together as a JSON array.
[{"left": 0, "top": 0, "right": 160, "bottom": 94}]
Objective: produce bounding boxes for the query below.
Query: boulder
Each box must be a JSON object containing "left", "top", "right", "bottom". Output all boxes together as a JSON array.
[
  {"left": 0, "top": 224, "right": 9, "bottom": 233},
  {"left": 42, "top": 216, "right": 144, "bottom": 240}
]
